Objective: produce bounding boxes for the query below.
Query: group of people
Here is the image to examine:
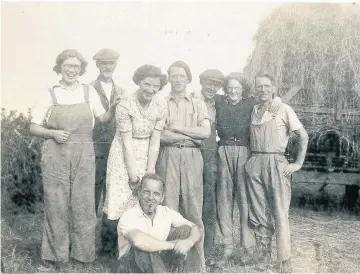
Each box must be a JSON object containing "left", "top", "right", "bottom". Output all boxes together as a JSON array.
[{"left": 30, "top": 48, "right": 309, "bottom": 273}]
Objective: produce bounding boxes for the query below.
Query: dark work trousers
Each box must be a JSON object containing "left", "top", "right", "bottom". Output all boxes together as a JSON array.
[
  {"left": 101, "top": 213, "right": 119, "bottom": 257},
  {"left": 112, "top": 226, "right": 202, "bottom": 273},
  {"left": 95, "top": 155, "right": 108, "bottom": 215},
  {"left": 216, "top": 145, "right": 255, "bottom": 249},
  {"left": 201, "top": 148, "right": 218, "bottom": 258},
  {"left": 156, "top": 146, "right": 206, "bottom": 272}
]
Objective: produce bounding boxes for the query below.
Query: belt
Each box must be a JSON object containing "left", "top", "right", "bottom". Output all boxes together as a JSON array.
[
  {"left": 162, "top": 143, "right": 199, "bottom": 149},
  {"left": 252, "top": 151, "right": 285, "bottom": 155},
  {"left": 218, "top": 137, "right": 247, "bottom": 146}
]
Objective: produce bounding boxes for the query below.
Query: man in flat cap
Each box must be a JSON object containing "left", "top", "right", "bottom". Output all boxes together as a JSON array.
[
  {"left": 91, "top": 48, "right": 127, "bottom": 257},
  {"left": 192, "top": 69, "right": 224, "bottom": 265},
  {"left": 156, "top": 61, "right": 211, "bottom": 272}
]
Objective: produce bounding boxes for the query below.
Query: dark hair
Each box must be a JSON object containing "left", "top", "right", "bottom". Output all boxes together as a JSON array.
[
  {"left": 223, "top": 72, "right": 251, "bottom": 98},
  {"left": 133, "top": 65, "right": 168, "bottom": 91},
  {"left": 167, "top": 60, "right": 192, "bottom": 83},
  {"left": 254, "top": 73, "right": 275, "bottom": 86},
  {"left": 140, "top": 173, "right": 166, "bottom": 192},
  {"left": 53, "top": 49, "right": 88, "bottom": 76}
]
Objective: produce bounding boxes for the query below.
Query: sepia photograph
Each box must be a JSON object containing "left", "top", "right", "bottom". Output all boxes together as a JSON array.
[{"left": 1, "top": 1, "right": 360, "bottom": 273}]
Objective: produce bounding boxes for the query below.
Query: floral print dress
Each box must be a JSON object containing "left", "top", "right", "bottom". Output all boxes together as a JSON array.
[{"left": 103, "top": 93, "right": 167, "bottom": 220}]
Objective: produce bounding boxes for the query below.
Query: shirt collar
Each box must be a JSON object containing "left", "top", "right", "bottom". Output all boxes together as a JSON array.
[
  {"left": 134, "top": 201, "right": 159, "bottom": 219},
  {"left": 165, "top": 91, "right": 192, "bottom": 102},
  {"left": 97, "top": 75, "right": 114, "bottom": 85},
  {"left": 53, "top": 80, "right": 83, "bottom": 90},
  {"left": 192, "top": 90, "right": 215, "bottom": 107}
]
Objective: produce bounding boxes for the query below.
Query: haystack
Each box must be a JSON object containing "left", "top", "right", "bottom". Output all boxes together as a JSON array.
[{"left": 244, "top": 3, "right": 360, "bottom": 170}]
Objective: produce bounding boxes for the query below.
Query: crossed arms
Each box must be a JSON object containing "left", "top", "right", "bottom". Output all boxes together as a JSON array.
[{"left": 160, "top": 119, "right": 211, "bottom": 145}]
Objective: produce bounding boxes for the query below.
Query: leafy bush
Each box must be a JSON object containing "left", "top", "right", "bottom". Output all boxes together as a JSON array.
[{"left": 1, "top": 109, "right": 43, "bottom": 214}]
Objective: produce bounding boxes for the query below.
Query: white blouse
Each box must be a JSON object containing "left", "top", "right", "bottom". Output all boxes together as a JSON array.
[{"left": 31, "top": 81, "right": 106, "bottom": 127}]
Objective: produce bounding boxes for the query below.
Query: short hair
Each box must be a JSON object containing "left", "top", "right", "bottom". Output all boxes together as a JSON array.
[
  {"left": 223, "top": 72, "right": 251, "bottom": 99},
  {"left": 53, "top": 49, "right": 88, "bottom": 76},
  {"left": 140, "top": 173, "right": 166, "bottom": 192},
  {"left": 254, "top": 73, "right": 275, "bottom": 86},
  {"left": 167, "top": 60, "right": 192, "bottom": 83},
  {"left": 132, "top": 65, "right": 168, "bottom": 91}
]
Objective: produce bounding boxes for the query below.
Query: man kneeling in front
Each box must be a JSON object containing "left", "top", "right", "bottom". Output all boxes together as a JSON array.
[{"left": 114, "top": 173, "right": 203, "bottom": 273}]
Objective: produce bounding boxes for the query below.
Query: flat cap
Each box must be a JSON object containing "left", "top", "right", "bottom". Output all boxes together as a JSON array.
[
  {"left": 93, "top": 48, "right": 119, "bottom": 61},
  {"left": 199, "top": 69, "right": 224, "bottom": 82}
]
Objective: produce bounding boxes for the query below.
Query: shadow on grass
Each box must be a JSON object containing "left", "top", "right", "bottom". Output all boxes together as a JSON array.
[{"left": 291, "top": 184, "right": 360, "bottom": 215}]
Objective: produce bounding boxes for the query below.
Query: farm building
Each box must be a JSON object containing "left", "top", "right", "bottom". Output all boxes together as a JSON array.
[{"left": 243, "top": 3, "right": 360, "bottom": 207}]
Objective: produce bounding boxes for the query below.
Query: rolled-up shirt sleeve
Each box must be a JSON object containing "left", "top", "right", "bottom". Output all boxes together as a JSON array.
[
  {"left": 283, "top": 104, "right": 303, "bottom": 132},
  {"left": 165, "top": 206, "right": 195, "bottom": 228},
  {"left": 31, "top": 90, "right": 52, "bottom": 126},
  {"left": 195, "top": 99, "right": 211, "bottom": 125}
]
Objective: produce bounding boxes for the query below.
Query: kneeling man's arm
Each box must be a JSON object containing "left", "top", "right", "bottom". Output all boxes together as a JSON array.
[
  {"left": 125, "top": 229, "right": 175, "bottom": 253},
  {"left": 173, "top": 224, "right": 201, "bottom": 256}
]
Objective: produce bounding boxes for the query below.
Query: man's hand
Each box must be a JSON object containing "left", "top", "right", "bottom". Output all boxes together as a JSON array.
[
  {"left": 52, "top": 130, "right": 70, "bottom": 144},
  {"left": 110, "top": 97, "right": 122, "bottom": 113},
  {"left": 269, "top": 96, "right": 282, "bottom": 113},
  {"left": 173, "top": 239, "right": 194, "bottom": 255},
  {"left": 283, "top": 163, "right": 302, "bottom": 178},
  {"left": 191, "top": 139, "right": 204, "bottom": 146}
]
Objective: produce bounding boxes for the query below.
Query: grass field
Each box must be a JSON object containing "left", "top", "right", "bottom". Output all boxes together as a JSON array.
[{"left": 1, "top": 183, "right": 360, "bottom": 273}]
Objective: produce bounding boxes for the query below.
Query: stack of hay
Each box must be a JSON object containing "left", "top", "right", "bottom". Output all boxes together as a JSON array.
[{"left": 243, "top": 3, "right": 360, "bottom": 172}]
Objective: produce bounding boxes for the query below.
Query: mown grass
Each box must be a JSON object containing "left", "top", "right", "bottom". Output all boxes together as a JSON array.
[{"left": 2, "top": 184, "right": 359, "bottom": 273}]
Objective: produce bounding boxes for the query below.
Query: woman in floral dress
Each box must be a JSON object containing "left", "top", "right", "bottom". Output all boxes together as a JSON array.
[{"left": 101, "top": 65, "right": 168, "bottom": 253}]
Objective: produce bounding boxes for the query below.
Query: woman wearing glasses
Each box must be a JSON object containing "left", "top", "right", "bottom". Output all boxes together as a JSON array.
[{"left": 30, "top": 49, "right": 118, "bottom": 271}]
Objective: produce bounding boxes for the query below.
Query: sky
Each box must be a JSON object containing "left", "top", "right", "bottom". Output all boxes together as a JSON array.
[{"left": 1, "top": 1, "right": 281, "bottom": 113}]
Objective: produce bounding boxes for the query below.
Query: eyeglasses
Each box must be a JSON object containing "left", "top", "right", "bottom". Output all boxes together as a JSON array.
[
  {"left": 62, "top": 64, "right": 81, "bottom": 71},
  {"left": 204, "top": 82, "right": 222, "bottom": 89}
]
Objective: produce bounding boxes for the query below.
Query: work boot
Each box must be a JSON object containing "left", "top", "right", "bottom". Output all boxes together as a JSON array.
[
  {"left": 279, "top": 259, "right": 292, "bottom": 273},
  {"left": 255, "top": 236, "right": 272, "bottom": 271},
  {"left": 239, "top": 246, "right": 256, "bottom": 265},
  {"left": 55, "top": 261, "right": 68, "bottom": 272},
  {"left": 205, "top": 258, "right": 216, "bottom": 266},
  {"left": 215, "top": 246, "right": 233, "bottom": 268}
]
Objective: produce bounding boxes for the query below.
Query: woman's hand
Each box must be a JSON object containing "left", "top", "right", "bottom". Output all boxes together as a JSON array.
[
  {"left": 269, "top": 96, "right": 282, "bottom": 113},
  {"left": 110, "top": 97, "right": 122, "bottom": 113},
  {"left": 129, "top": 176, "right": 141, "bottom": 194},
  {"left": 52, "top": 130, "right": 70, "bottom": 144}
]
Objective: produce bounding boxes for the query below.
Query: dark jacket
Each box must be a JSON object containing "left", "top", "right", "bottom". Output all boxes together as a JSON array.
[{"left": 91, "top": 76, "right": 127, "bottom": 157}]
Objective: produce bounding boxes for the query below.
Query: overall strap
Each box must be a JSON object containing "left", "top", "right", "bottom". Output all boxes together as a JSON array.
[
  {"left": 83, "top": 84, "right": 90, "bottom": 104},
  {"left": 191, "top": 97, "right": 196, "bottom": 113},
  {"left": 48, "top": 87, "right": 58, "bottom": 105},
  {"left": 110, "top": 79, "right": 116, "bottom": 104}
]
